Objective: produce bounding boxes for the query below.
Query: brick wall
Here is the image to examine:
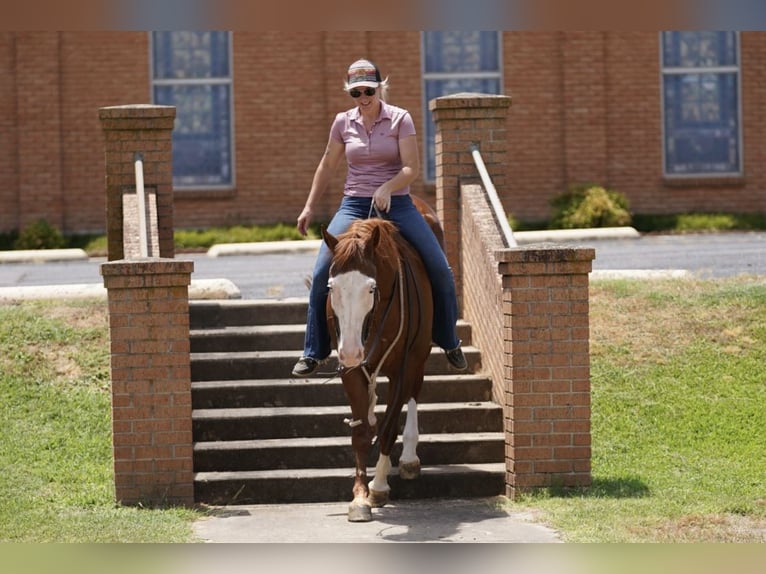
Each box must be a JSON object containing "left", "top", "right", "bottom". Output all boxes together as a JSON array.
[
  {"left": 100, "top": 259, "right": 195, "bottom": 506},
  {"left": 436, "top": 93, "right": 594, "bottom": 497},
  {"left": 498, "top": 248, "right": 594, "bottom": 495},
  {"left": 2, "top": 31, "right": 765, "bottom": 236}
]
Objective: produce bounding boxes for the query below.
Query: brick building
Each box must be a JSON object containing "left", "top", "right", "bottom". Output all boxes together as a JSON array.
[{"left": 2, "top": 31, "right": 764, "bottom": 236}]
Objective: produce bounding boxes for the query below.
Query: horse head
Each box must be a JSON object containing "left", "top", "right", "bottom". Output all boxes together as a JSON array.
[{"left": 322, "top": 222, "right": 388, "bottom": 369}]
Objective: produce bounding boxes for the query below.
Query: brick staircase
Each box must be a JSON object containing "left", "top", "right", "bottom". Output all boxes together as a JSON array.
[{"left": 189, "top": 298, "right": 505, "bottom": 505}]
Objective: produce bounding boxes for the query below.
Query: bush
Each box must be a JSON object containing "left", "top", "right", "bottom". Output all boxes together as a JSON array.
[
  {"left": 550, "top": 184, "right": 631, "bottom": 229},
  {"left": 13, "top": 219, "right": 66, "bottom": 250}
]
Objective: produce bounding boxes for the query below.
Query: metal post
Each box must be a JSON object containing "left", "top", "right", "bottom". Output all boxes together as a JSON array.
[{"left": 134, "top": 152, "right": 148, "bottom": 258}]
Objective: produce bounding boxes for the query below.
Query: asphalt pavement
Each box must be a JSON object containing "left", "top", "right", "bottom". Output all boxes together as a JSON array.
[{"left": 2, "top": 228, "right": 765, "bottom": 302}]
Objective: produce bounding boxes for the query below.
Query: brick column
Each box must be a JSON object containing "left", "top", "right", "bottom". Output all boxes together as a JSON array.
[
  {"left": 100, "top": 259, "right": 195, "bottom": 506},
  {"left": 99, "top": 105, "right": 176, "bottom": 261},
  {"left": 430, "top": 93, "right": 511, "bottom": 313},
  {"left": 498, "top": 246, "right": 595, "bottom": 498}
]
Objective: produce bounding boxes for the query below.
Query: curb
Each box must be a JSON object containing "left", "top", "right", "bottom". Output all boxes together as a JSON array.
[
  {"left": 0, "top": 248, "right": 89, "bottom": 264},
  {"left": 514, "top": 226, "right": 640, "bottom": 244},
  {"left": 0, "top": 278, "right": 241, "bottom": 302},
  {"left": 207, "top": 240, "right": 322, "bottom": 257}
]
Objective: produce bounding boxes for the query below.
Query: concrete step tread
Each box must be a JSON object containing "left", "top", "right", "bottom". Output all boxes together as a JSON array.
[
  {"left": 192, "top": 401, "right": 500, "bottom": 420},
  {"left": 191, "top": 324, "right": 306, "bottom": 336},
  {"left": 191, "top": 345, "right": 480, "bottom": 360},
  {"left": 194, "top": 432, "right": 505, "bottom": 452},
  {"left": 195, "top": 462, "right": 504, "bottom": 482},
  {"left": 190, "top": 319, "right": 472, "bottom": 334},
  {"left": 192, "top": 372, "right": 490, "bottom": 390}
]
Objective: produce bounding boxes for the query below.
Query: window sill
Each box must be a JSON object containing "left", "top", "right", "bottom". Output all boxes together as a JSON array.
[{"left": 663, "top": 176, "right": 745, "bottom": 188}]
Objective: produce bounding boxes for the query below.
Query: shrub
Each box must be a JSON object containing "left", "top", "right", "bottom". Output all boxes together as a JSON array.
[
  {"left": 550, "top": 184, "right": 631, "bottom": 229},
  {"left": 13, "top": 219, "right": 66, "bottom": 250}
]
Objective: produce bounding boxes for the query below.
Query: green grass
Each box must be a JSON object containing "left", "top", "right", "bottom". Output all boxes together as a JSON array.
[
  {"left": 510, "top": 276, "right": 766, "bottom": 542},
  {"left": 0, "top": 301, "right": 201, "bottom": 542},
  {"left": 2, "top": 278, "right": 765, "bottom": 542}
]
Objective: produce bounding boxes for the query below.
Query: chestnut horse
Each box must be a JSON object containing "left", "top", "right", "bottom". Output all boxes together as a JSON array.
[{"left": 321, "top": 198, "right": 440, "bottom": 522}]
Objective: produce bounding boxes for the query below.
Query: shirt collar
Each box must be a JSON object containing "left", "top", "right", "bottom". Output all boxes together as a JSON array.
[{"left": 350, "top": 100, "right": 392, "bottom": 123}]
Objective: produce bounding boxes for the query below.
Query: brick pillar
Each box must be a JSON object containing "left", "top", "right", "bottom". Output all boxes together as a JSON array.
[
  {"left": 99, "top": 105, "right": 176, "bottom": 261},
  {"left": 430, "top": 93, "right": 511, "bottom": 313},
  {"left": 498, "top": 246, "right": 595, "bottom": 498},
  {"left": 100, "top": 259, "right": 195, "bottom": 506}
]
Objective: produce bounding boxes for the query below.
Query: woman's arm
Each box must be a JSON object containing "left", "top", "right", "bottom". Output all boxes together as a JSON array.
[
  {"left": 372, "top": 134, "right": 420, "bottom": 213},
  {"left": 296, "top": 138, "right": 345, "bottom": 236}
]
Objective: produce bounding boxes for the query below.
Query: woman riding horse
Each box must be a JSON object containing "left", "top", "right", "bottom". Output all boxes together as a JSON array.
[{"left": 292, "top": 58, "right": 467, "bottom": 378}]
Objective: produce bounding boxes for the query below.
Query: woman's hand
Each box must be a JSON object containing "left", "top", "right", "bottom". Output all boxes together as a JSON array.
[
  {"left": 296, "top": 206, "right": 313, "bottom": 236},
  {"left": 372, "top": 184, "right": 393, "bottom": 213}
]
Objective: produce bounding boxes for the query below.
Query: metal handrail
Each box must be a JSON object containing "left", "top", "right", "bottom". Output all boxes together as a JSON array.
[
  {"left": 134, "top": 152, "right": 148, "bottom": 257},
  {"left": 469, "top": 143, "right": 517, "bottom": 248}
]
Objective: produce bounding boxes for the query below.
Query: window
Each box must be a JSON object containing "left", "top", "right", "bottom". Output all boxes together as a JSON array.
[
  {"left": 421, "top": 31, "right": 503, "bottom": 182},
  {"left": 661, "top": 31, "right": 741, "bottom": 177},
  {"left": 151, "top": 31, "right": 234, "bottom": 189}
]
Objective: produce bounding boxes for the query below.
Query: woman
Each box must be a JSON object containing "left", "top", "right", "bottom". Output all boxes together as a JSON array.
[{"left": 292, "top": 58, "right": 467, "bottom": 376}]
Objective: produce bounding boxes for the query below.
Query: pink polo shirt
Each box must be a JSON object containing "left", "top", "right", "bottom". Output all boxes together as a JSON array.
[{"left": 329, "top": 101, "right": 417, "bottom": 197}]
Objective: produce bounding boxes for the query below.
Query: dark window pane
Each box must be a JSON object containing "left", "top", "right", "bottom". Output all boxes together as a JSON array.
[
  {"left": 423, "top": 31, "right": 499, "bottom": 73},
  {"left": 154, "top": 84, "right": 232, "bottom": 186},
  {"left": 152, "top": 31, "right": 229, "bottom": 79},
  {"left": 663, "top": 73, "right": 739, "bottom": 174},
  {"left": 662, "top": 31, "right": 737, "bottom": 68}
]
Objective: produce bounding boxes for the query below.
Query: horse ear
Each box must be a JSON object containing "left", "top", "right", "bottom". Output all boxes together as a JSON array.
[{"left": 321, "top": 225, "right": 338, "bottom": 251}]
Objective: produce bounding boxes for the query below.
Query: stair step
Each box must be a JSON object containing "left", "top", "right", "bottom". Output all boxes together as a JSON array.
[
  {"left": 194, "top": 432, "right": 504, "bottom": 471},
  {"left": 192, "top": 401, "right": 502, "bottom": 441},
  {"left": 190, "top": 346, "right": 482, "bottom": 381},
  {"left": 191, "top": 373, "right": 493, "bottom": 409},
  {"left": 194, "top": 462, "right": 505, "bottom": 505},
  {"left": 189, "top": 298, "right": 309, "bottom": 328},
  {"left": 190, "top": 321, "right": 473, "bottom": 353}
]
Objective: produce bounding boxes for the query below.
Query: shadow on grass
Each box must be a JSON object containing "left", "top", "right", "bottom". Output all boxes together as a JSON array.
[{"left": 541, "top": 476, "right": 650, "bottom": 499}]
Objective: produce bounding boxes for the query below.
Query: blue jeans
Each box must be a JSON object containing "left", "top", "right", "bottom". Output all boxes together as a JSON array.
[{"left": 302, "top": 194, "right": 461, "bottom": 360}]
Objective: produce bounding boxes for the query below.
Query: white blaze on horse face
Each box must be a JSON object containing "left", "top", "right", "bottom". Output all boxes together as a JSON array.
[{"left": 329, "top": 270, "right": 376, "bottom": 368}]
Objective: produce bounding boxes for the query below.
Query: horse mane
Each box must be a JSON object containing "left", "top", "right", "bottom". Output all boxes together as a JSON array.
[{"left": 331, "top": 219, "right": 402, "bottom": 274}]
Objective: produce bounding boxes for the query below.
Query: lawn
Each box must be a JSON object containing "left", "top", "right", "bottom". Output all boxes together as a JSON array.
[
  {"left": 512, "top": 275, "right": 766, "bottom": 542},
  {"left": 1, "top": 276, "right": 764, "bottom": 542}
]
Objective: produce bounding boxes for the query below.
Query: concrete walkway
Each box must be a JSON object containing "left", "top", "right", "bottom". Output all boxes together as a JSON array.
[{"left": 192, "top": 497, "right": 561, "bottom": 543}]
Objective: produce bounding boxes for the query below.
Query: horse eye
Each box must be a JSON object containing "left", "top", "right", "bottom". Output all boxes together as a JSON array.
[
  {"left": 327, "top": 279, "right": 334, "bottom": 291},
  {"left": 368, "top": 281, "right": 377, "bottom": 294}
]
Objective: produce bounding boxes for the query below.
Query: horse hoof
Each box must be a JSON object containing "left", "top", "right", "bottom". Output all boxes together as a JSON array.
[
  {"left": 399, "top": 459, "right": 421, "bottom": 480},
  {"left": 367, "top": 489, "right": 389, "bottom": 508},
  {"left": 347, "top": 502, "right": 373, "bottom": 522}
]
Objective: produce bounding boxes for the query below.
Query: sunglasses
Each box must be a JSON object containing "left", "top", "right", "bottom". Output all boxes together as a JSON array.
[{"left": 349, "top": 87, "right": 376, "bottom": 98}]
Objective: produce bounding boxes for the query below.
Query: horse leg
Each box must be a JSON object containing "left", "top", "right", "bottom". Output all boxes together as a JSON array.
[
  {"left": 348, "top": 420, "right": 375, "bottom": 522},
  {"left": 342, "top": 371, "right": 376, "bottom": 522},
  {"left": 399, "top": 397, "right": 421, "bottom": 479},
  {"left": 367, "top": 452, "right": 392, "bottom": 508}
]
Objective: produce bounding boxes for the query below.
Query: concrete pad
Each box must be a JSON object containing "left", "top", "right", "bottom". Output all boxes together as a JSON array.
[
  {"left": 591, "top": 269, "right": 692, "bottom": 280},
  {"left": 0, "top": 278, "right": 241, "bottom": 302},
  {"left": 514, "top": 227, "right": 640, "bottom": 244},
  {"left": 192, "top": 497, "right": 561, "bottom": 543},
  {"left": 207, "top": 240, "right": 322, "bottom": 257},
  {"left": 0, "top": 248, "right": 89, "bottom": 263}
]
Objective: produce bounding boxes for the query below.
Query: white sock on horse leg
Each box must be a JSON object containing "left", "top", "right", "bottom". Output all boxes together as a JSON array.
[
  {"left": 400, "top": 398, "right": 419, "bottom": 465},
  {"left": 369, "top": 454, "right": 391, "bottom": 493}
]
